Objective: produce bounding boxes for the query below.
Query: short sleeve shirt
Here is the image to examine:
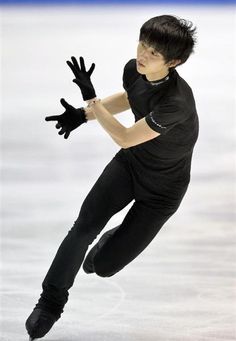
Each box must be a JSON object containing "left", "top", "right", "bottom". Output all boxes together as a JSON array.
[{"left": 114, "top": 58, "right": 199, "bottom": 206}]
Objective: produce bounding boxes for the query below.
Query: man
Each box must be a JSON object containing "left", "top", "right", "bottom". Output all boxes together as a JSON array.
[{"left": 26, "top": 14, "right": 199, "bottom": 340}]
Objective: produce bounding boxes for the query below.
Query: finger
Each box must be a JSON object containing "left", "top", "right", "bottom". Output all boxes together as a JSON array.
[
  {"left": 72, "top": 79, "right": 83, "bottom": 87},
  {"left": 58, "top": 127, "right": 67, "bottom": 135},
  {"left": 79, "top": 56, "right": 86, "bottom": 72},
  {"left": 45, "top": 115, "right": 60, "bottom": 121},
  {"left": 60, "top": 98, "right": 71, "bottom": 109},
  {"left": 88, "top": 63, "right": 95, "bottom": 76},
  {"left": 71, "top": 56, "right": 81, "bottom": 71},
  {"left": 66, "top": 60, "right": 79, "bottom": 77},
  {"left": 64, "top": 130, "right": 70, "bottom": 139},
  {"left": 55, "top": 123, "right": 61, "bottom": 129}
]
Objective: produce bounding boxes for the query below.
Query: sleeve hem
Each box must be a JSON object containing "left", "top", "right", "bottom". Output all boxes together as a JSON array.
[{"left": 145, "top": 114, "right": 167, "bottom": 135}]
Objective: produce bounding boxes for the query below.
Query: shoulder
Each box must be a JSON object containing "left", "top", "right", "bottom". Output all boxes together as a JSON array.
[
  {"left": 151, "top": 69, "right": 196, "bottom": 116},
  {"left": 145, "top": 98, "right": 191, "bottom": 135},
  {"left": 154, "top": 96, "right": 187, "bottom": 114},
  {"left": 172, "top": 70, "right": 196, "bottom": 110},
  {"left": 122, "top": 58, "right": 140, "bottom": 90},
  {"left": 123, "top": 58, "right": 137, "bottom": 72},
  {"left": 152, "top": 97, "right": 191, "bottom": 125}
]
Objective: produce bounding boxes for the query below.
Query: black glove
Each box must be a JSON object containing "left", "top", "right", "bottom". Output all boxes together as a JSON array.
[
  {"left": 45, "top": 98, "right": 87, "bottom": 139},
  {"left": 66, "top": 56, "right": 96, "bottom": 101}
]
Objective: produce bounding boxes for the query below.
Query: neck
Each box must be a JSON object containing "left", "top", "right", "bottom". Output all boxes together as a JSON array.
[{"left": 145, "top": 69, "right": 170, "bottom": 82}]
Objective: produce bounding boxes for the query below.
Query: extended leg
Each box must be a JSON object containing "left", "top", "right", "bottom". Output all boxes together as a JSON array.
[
  {"left": 41, "top": 158, "right": 134, "bottom": 292},
  {"left": 25, "top": 157, "right": 134, "bottom": 340}
]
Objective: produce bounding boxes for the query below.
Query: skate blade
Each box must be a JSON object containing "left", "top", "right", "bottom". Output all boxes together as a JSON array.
[{"left": 29, "top": 337, "right": 36, "bottom": 341}]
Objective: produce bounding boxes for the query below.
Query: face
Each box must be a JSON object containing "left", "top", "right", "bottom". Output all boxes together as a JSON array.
[{"left": 136, "top": 40, "right": 179, "bottom": 77}]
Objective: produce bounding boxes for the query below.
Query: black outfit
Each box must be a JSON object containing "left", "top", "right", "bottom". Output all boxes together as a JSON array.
[{"left": 38, "top": 58, "right": 199, "bottom": 313}]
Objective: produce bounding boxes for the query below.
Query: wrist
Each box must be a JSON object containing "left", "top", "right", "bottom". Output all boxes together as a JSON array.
[
  {"left": 86, "top": 97, "right": 97, "bottom": 105},
  {"left": 87, "top": 98, "right": 101, "bottom": 107},
  {"left": 77, "top": 107, "right": 88, "bottom": 123}
]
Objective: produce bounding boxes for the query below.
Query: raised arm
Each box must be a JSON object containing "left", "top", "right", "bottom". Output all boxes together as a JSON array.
[{"left": 66, "top": 56, "right": 160, "bottom": 147}]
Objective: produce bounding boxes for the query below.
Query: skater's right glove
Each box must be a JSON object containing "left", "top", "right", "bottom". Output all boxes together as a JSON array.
[{"left": 45, "top": 98, "right": 87, "bottom": 139}]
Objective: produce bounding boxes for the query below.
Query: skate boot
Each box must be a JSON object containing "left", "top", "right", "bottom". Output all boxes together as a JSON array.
[
  {"left": 25, "top": 307, "right": 61, "bottom": 340},
  {"left": 25, "top": 285, "right": 68, "bottom": 340}
]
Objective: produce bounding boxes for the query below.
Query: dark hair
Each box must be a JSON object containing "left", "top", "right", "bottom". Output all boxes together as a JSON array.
[{"left": 139, "top": 15, "right": 197, "bottom": 69}]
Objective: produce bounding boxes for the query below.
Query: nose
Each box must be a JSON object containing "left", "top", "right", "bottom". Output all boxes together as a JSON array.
[
  {"left": 138, "top": 47, "right": 148, "bottom": 62},
  {"left": 139, "top": 49, "right": 147, "bottom": 57}
]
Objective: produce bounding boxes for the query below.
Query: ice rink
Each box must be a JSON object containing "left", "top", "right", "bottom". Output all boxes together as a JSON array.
[{"left": 1, "top": 3, "right": 236, "bottom": 340}]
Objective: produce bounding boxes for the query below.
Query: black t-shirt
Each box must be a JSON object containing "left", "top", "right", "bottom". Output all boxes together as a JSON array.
[{"left": 114, "top": 58, "right": 199, "bottom": 207}]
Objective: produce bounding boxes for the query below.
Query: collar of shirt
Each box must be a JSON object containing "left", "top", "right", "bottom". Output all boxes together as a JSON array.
[
  {"left": 141, "top": 73, "right": 169, "bottom": 86},
  {"left": 141, "top": 68, "right": 177, "bottom": 87}
]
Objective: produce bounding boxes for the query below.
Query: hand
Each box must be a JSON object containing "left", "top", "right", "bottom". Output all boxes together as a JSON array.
[
  {"left": 66, "top": 56, "right": 96, "bottom": 101},
  {"left": 45, "top": 98, "right": 87, "bottom": 139}
]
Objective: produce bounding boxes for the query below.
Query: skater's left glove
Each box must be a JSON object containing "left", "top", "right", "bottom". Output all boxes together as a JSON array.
[
  {"left": 45, "top": 98, "right": 87, "bottom": 139},
  {"left": 67, "top": 56, "right": 96, "bottom": 101}
]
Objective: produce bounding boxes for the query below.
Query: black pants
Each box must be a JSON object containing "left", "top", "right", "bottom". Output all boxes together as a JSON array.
[{"left": 40, "top": 156, "right": 181, "bottom": 308}]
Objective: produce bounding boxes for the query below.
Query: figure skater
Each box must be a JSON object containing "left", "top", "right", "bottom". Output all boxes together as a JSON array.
[{"left": 25, "top": 14, "right": 198, "bottom": 340}]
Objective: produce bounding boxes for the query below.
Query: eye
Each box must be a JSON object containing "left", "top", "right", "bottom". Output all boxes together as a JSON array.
[{"left": 151, "top": 50, "right": 159, "bottom": 57}]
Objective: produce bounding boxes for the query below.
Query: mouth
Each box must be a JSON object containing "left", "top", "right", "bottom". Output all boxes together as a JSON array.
[{"left": 137, "top": 60, "right": 145, "bottom": 67}]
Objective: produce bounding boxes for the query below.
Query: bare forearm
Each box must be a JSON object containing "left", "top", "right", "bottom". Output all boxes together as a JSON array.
[
  {"left": 89, "top": 100, "right": 127, "bottom": 148},
  {"left": 84, "top": 91, "right": 130, "bottom": 121}
]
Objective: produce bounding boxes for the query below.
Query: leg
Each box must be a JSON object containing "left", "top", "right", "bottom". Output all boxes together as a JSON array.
[
  {"left": 83, "top": 224, "right": 121, "bottom": 274},
  {"left": 87, "top": 201, "right": 176, "bottom": 278},
  {"left": 42, "top": 157, "right": 134, "bottom": 297},
  {"left": 26, "top": 157, "right": 134, "bottom": 339}
]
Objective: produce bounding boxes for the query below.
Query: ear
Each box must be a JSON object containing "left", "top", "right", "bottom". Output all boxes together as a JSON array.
[{"left": 168, "top": 59, "right": 181, "bottom": 68}]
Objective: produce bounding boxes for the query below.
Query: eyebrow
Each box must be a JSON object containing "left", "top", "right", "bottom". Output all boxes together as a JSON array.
[{"left": 142, "top": 41, "right": 160, "bottom": 54}]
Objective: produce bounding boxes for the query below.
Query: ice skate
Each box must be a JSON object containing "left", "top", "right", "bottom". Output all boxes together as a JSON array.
[{"left": 25, "top": 307, "right": 60, "bottom": 340}]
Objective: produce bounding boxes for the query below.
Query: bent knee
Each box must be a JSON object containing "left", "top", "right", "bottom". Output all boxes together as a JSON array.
[
  {"left": 95, "top": 267, "right": 116, "bottom": 278},
  {"left": 94, "top": 258, "right": 119, "bottom": 278}
]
